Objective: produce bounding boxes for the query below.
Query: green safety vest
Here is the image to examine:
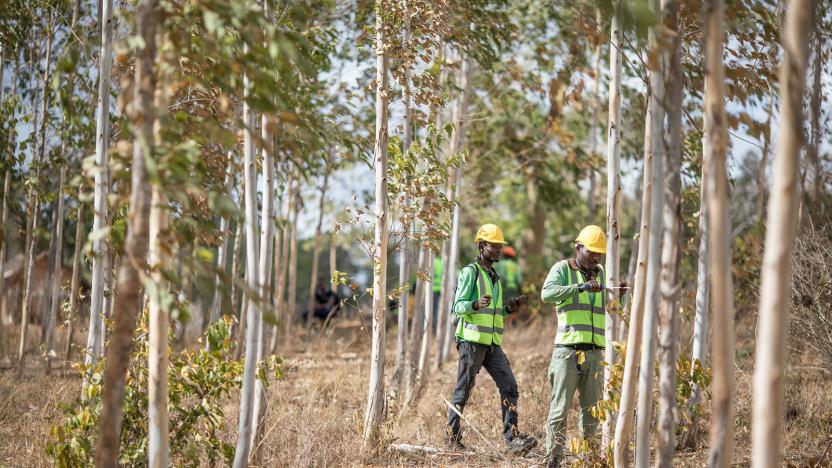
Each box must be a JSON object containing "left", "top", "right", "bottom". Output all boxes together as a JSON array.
[
  {"left": 555, "top": 263, "right": 606, "bottom": 347},
  {"left": 455, "top": 263, "right": 505, "bottom": 346},
  {"left": 433, "top": 257, "right": 443, "bottom": 292},
  {"left": 502, "top": 260, "right": 519, "bottom": 290}
]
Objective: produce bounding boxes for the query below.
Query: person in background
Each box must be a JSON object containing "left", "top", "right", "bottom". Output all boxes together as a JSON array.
[
  {"left": 446, "top": 223, "right": 536, "bottom": 454},
  {"left": 303, "top": 279, "right": 342, "bottom": 324},
  {"left": 495, "top": 245, "right": 522, "bottom": 301}
]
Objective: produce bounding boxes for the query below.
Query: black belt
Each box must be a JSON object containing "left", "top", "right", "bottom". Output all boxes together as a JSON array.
[{"left": 557, "top": 343, "right": 604, "bottom": 351}]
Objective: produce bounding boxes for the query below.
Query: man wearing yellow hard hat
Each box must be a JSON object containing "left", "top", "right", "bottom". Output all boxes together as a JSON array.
[
  {"left": 446, "top": 223, "right": 536, "bottom": 454},
  {"left": 540, "top": 225, "right": 608, "bottom": 467}
]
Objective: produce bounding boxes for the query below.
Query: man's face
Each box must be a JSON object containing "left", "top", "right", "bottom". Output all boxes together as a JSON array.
[
  {"left": 480, "top": 241, "right": 503, "bottom": 262},
  {"left": 576, "top": 244, "right": 602, "bottom": 270}
]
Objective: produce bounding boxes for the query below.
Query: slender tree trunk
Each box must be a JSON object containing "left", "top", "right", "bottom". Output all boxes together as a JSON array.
[
  {"left": 404, "top": 245, "right": 427, "bottom": 404},
  {"left": 416, "top": 248, "right": 434, "bottom": 384},
  {"left": 231, "top": 220, "right": 243, "bottom": 355},
  {"left": 613, "top": 95, "right": 654, "bottom": 468},
  {"left": 439, "top": 166, "right": 462, "bottom": 365},
  {"left": 704, "top": 1, "right": 736, "bottom": 466},
  {"left": 306, "top": 171, "right": 329, "bottom": 336},
  {"left": 751, "top": 1, "right": 811, "bottom": 466},
  {"left": 633, "top": 0, "right": 667, "bottom": 463},
  {"left": 251, "top": 86, "right": 276, "bottom": 461},
  {"left": 270, "top": 171, "right": 293, "bottom": 353},
  {"left": 586, "top": 7, "right": 602, "bottom": 218},
  {"left": 208, "top": 152, "right": 234, "bottom": 340},
  {"left": 85, "top": 0, "right": 115, "bottom": 374},
  {"left": 688, "top": 147, "right": 710, "bottom": 413},
  {"left": 45, "top": 164, "right": 66, "bottom": 374},
  {"left": 147, "top": 186, "right": 169, "bottom": 468},
  {"left": 287, "top": 182, "right": 300, "bottom": 335},
  {"left": 807, "top": 13, "right": 822, "bottom": 205},
  {"left": 95, "top": 0, "right": 158, "bottom": 463},
  {"left": 233, "top": 40, "right": 262, "bottom": 468},
  {"left": 602, "top": 3, "right": 622, "bottom": 448},
  {"left": 65, "top": 201, "right": 85, "bottom": 363},
  {"left": 363, "top": 0, "right": 390, "bottom": 449},
  {"left": 756, "top": 96, "right": 774, "bottom": 222},
  {"left": 19, "top": 15, "right": 54, "bottom": 375},
  {"left": 655, "top": 0, "right": 683, "bottom": 463},
  {"left": 0, "top": 171, "right": 10, "bottom": 327}
]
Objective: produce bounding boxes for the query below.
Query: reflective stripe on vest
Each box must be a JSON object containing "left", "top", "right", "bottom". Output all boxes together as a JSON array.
[
  {"left": 555, "top": 264, "right": 606, "bottom": 347},
  {"left": 455, "top": 263, "right": 504, "bottom": 346}
]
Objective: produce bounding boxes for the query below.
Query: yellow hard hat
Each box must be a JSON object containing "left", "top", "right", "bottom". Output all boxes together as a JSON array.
[
  {"left": 576, "top": 225, "right": 606, "bottom": 254},
  {"left": 474, "top": 224, "right": 508, "bottom": 244}
]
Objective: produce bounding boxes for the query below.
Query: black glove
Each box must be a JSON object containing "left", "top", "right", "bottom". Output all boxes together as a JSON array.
[{"left": 507, "top": 295, "right": 528, "bottom": 313}]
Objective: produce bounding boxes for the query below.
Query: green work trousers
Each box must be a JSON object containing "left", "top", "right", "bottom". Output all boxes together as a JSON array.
[{"left": 545, "top": 346, "right": 603, "bottom": 459}]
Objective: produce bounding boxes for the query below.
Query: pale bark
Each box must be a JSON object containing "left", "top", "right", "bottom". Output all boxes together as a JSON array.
[
  {"left": 65, "top": 200, "right": 85, "bottom": 363},
  {"left": 85, "top": 0, "right": 115, "bottom": 373},
  {"left": 756, "top": 96, "right": 774, "bottom": 222},
  {"left": 147, "top": 187, "right": 169, "bottom": 468},
  {"left": 688, "top": 151, "right": 709, "bottom": 412},
  {"left": 363, "top": 0, "right": 390, "bottom": 449},
  {"left": 656, "top": 0, "right": 683, "bottom": 463},
  {"left": 306, "top": 171, "right": 329, "bottom": 335},
  {"left": 208, "top": 151, "right": 235, "bottom": 340},
  {"left": 95, "top": 0, "right": 158, "bottom": 463},
  {"left": 601, "top": 3, "right": 622, "bottom": 448},
  {"left": 613, "top": 99, "right": 654, "bottom": 468},
  {"left": 437, "top": 57, "right": 471, "bottom": 367},
  {"left": 19, "top": 15, "right": 54, "bottom": 375},
  {"left": 0, "top": 171, "right": 10, "bottom": 326},
  {"left": 751, "top": 1, "right": 811, "bottom": 466},
  {"left": 233, "top": 42, "right": 262, "bottom": 467},
  {"left": 252, "top": 85, "right": 276, "bottom": 459},
  {"left": 586, "top": 7, "right": 602, "bottom": 218},
  {"left": 285, "top": 181, "right": 300, "bottom": 337},
  {"left": 231, "top": 220, "right": 243, "bottom": 356},
  {"left": 45, "top": 164, "right": 66, "bottom": 374},
  {"left": 704, "top": 1, "right": 736, "bottom": 466},
  {"left": 270, "top": 171, "right": 293, "bottom": 353},
  {"left": 633, "top": 0, "right": 666, "bottom": 462}
]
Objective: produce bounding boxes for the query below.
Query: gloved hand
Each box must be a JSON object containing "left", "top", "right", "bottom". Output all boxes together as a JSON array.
[
  {"left": 473, "top": 294, "right": 492, "bottom": 310},
  {"left": 579, "top": 279, "right": 602, "bottom": 293},
  {"left": 507, "top": 295, "right": 528, "bottom": 313}
]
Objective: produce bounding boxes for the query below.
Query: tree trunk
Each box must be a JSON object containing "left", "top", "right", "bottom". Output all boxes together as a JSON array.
[
  {"left": 207, "top": 151, "right": 234, "bottom": 342},
  {"left": 416, "top": 248, "right": 434, "bottom": 387},
  {"left": 807, "top": 13, "right": 822, "bottom": 205},
  {"left": 270, "top": 171, "right": 293, "bottom": 353},
  {"left": 633, "top": 0, "right": 666, "bottom": 462},
  {"left": 85, "top": 0, "right": 115, "bottom": 375},
  {"left": 363, "top": 0, "right": 390, "bottom": 449},
  {"left": 18, "top": 14, "right": 54, "bottom": 375},
  {"left": 586, "top": 7, "right": 602, "bottom": 219},
  {"left": 704, "top": 1, "right": 736, "bottom": 466},
  {"left": 656, "top": 0, "right": 683, "bottom": 463},
  {"left": 613, "top": 94, "right": 654, "bottom": 468},
  {"left": 251, "top": 87, "right": 276, "bottom": 460},
  {"left": 602, "top": 3, "right": 622, "bottom": 448},
  {"left": 756, "top": 95, "right": 774, "bottom": 222},
  {"left": 232, "top": 41, "right": 262, "bottom": 467},
  {"left": 147, "top": 186, "right": 169, "bottom": 468},
  {"left": 751, "top": 1, "right": 811, "bottom": 466},
  {"left": 65, "top": 200, "right": 85, "bottom": 363},
  {"left": 285, "top": 181, "right": 300, "bottom": 338},
  {"left": 231, "top": 220, "right": 243, "bottom": 357},
  {"left": 306, "top": 171, "right": 329, "bottom": 336},
  {"left": 95, "top": 0, "right": 158, "bottom": 463},
  {"left": 0, "top": 171, "right": 10, "bottom": 327},
  {"left": 45, "top": 164, "right": 66, "bottom": 374}
]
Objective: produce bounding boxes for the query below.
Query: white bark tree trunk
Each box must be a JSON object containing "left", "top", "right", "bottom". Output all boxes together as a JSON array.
[
  {"left": 689, "top": 133, "right": 710, "bottom": 414},
  {"left": 0, "top": 171, "right": 9, "bottom": 327},
  {"left": 148, "top": 186, "right": 169, "bottom": 468},
  {"left": 363, "top": 0, "right": 390, "bottom": 449},
  {"left": 285, "top": 181, "right": 300, "bottom": 337},
  {"left": 45, "top": 164, "right": 66, "bottom": 374},
  {"left": 95, "top": 0, "right": 158, "bottom": 462},
  {"left": 306, "top": 172, "right": 329, "bottom": 335},
  {"left": 586, "top": 7, "right": 602, "bottom": 218},
  {"left": 65, "top": 200, "right": 85, "bottom": 363},
  {"left": 233, "top": 43, "right": 262, "bottom": 467},
  {"left": 613, "top": 99, "right": 654, "bottom": 468},
  {"left": 704, "top": 1, "right": 736, "bottom": 466},
  {"left": 85, "top": 0, "right": 115, "bottom": 374},
  {"left": 208, "top": 151, "right": 234, "bottom": 340},
  {"left": 751, "top": 1, "right": 811, "bottom": 466},
  {"left": 656, "top": 0, "right": 683, "bottom": 463},
  {"left": 270, "top": 171, "right": 293, "bottom": 353},
  {"left": 602, "top": 4, "right": 622, "bottom": 448},
  {"left": 634, "top": 0, "right": 666, "bottom": 462}
]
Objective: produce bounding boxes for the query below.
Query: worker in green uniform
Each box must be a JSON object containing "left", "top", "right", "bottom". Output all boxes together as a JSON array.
[
  {"left": 495, "top": 245, "right": 522, "bottom": 301},
  {"left": 540, "top": 225, "right": 608, "bottom": 467},
  {"left": 446, "top": 223, "right": 536, "bottom": 454}
]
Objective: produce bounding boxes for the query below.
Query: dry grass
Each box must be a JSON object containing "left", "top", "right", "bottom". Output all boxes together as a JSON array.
[{"left": 1, "top": 312, "right": 831, "bottom": 467}]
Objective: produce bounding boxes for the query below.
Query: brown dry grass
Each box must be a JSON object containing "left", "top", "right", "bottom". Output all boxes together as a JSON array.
[{"left": 1, "top": 312, "right": 831, "bottom": 467}]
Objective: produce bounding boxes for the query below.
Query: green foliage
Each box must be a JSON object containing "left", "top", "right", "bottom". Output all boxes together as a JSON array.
[{"left": 47, "top": 316, "right": 281, "bottom": 467}]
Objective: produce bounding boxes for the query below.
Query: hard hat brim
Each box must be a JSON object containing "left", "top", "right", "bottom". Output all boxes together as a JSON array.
[
  {"left": 585, "top": 245, "right": 606, "bottom": 254},
  {"left": 476, "top": 238, "right": 508, "bottom": 244}
]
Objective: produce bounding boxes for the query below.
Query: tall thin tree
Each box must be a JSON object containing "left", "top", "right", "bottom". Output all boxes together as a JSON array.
[
  {"left": 363, "top": 0, "right": 390, "bottom": 450},
  {"left": 751, "top": 0, "right": 812, "bottom": 466},
  {"left": 147, "top": 186, "right": 169, "bottom": 468},
  {"left": 95, "top": 0, "right": 159, "bottom": 463}
]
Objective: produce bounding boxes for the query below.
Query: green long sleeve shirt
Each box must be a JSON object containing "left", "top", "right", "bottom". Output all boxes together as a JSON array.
[
  {"left": 451, "top": 262, "right": 509, "bottom": 317},
  {"left": 541, "top": 259, "right": 600, "bottom": 306}
]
